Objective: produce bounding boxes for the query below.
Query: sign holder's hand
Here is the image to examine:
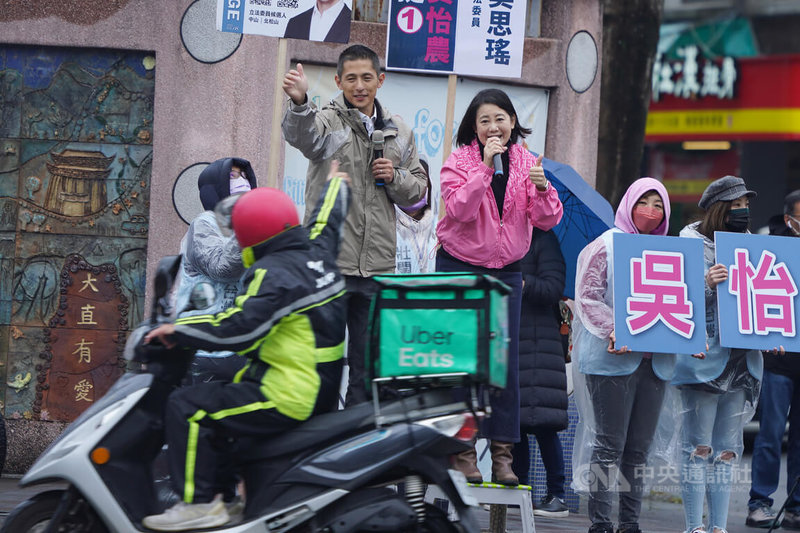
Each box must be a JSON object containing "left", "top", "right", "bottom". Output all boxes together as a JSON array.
[
  {"left": 706, "top": 263, "right": 728, "bottom": 290},
  {"left": 607, "top": 330, "right": 631, "bottom": 355},
  {"left": 529, "top": 154, "right": 548, "bottom": 191},
  {"left": 282, "top": 62, "right": 309, "bottom": 106},
  {"left": 691, "top": 343, "right": 710, "bottom": 359}
]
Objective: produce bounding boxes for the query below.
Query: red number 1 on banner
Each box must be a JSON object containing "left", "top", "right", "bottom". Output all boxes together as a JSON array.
[{"left": 397, "top": 6, "right": 423, "bottom": 33}]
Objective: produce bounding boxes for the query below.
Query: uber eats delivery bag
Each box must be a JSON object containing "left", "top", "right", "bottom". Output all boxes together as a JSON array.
[{"left": 366, "top": 273, "right": 510, "bottom": 389}]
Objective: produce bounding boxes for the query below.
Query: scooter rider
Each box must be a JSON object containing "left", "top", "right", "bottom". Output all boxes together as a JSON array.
[{"left": 142, "top": 166, "right": 350, "bottom": 531}]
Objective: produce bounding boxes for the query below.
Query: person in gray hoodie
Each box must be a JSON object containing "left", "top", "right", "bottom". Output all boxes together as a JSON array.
[{"left": 175, "top": 157, "right": 257, "bottom": 384}]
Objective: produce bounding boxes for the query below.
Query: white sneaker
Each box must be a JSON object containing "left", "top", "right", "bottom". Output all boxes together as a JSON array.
[
  {"left": 143, "top": 495, "right": 230, "bottom": 531},
  {"left": 226, "top": 496, "right": 245, "bottom": 521}
]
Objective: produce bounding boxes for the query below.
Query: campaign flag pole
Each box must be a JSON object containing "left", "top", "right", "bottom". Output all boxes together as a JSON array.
[
  {"left": 268, "top": 37, "right": 288, "bottom": 188},
  {"left": 439, "top": 73, "right": 457, "bottom": 219},
  {"left": 442, "top": 73, "right": 457, "bottom": 163}
]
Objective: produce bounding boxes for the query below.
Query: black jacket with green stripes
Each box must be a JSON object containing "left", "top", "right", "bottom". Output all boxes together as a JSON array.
[{"left": 172, "top": 178, "right": 350, "bottom": 421}]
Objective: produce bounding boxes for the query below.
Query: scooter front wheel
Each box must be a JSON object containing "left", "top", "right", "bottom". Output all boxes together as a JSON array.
[{"left": 0, "top": 489, "right": 108, "bottom": 533}]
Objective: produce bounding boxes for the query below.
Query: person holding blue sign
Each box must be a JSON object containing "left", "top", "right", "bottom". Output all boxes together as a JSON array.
[
  {"left": 672, "top": 175, "right": 766, "bottom": 533},
  {"left": 571, "top": 177, "right": 674, "bottom": 533},
  {"left": 437, "top": 88, "right": 563, "bottom": 486},
  {"left": 747, "top": 189, "right": 800, "bottom": 529}
]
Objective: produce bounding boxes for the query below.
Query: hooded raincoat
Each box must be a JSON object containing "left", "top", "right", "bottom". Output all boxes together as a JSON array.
[
  {"left": 571, "top": 178, "right": 675, "bottom": 531},
  {"left": 174, "top": 158, "right": 257, "bottom": 367}
]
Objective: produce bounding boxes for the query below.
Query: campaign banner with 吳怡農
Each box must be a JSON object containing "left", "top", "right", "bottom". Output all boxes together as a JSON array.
[
  {"left": 716, "top": 232, "right": 800, "bottom": 352},
  {"left": 612, "top": 232, "right": 706, "bottom": 355},
  {"left": 386, "top": 0, "right": 524, "bottom": 78}
]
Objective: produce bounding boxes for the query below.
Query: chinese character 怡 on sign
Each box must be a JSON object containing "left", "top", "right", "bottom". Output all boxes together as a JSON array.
[
  {"left": 729, "top": 248, "right": 798, "bottom": 336},
  {"left": 626, "top": 251, "right": 695, "bottom": 339}
]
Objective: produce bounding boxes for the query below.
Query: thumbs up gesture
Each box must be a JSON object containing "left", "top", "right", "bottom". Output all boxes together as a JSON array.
[
  {"left": 282, "top": 62, "right": 309, "bottom": 106},
  {"left": 529, "top": 154, "right": 548, "bottom": 191}
]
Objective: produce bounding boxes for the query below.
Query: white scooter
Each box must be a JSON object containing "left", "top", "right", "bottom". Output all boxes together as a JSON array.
[{"left": 1, "top": 256, "right": 482, "bottom": 533}]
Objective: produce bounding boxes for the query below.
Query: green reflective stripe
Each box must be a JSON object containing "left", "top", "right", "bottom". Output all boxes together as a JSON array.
[
  {"left": 207, "top": 400, "right": 276, "bottom": 421},
  {"left": 309, "top": 177, "right": 342, "bottom": 240},
  {"left": 184, "top": 409, "right": 208, "bottom": 503},
  {"left": 175, "top": 269, "right": 266, "bottom": 328},
  {"left": 316, "top": 342, "right": 344, "bottom": 363},
  {"left": 242, "top": 246, "right": 255, "bottom": 268},
  {"left": 232, "top": 362, "right": 249, "bottom": 383}
]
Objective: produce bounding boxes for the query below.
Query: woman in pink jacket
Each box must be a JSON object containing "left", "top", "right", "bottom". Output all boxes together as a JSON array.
[{"left": 438, "top": 88, "right": 563, "bottom": 485}]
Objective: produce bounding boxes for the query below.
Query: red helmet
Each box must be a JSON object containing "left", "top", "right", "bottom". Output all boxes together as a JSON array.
[{"left": 231, "top": 188, "right": 300, "bottom": 249}]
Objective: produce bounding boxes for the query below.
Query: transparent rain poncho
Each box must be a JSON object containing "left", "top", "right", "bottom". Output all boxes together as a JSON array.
[
  {"left": 662, "top": 223, "right": 761, "bottom": 493},
  {"left": 570, "top": 178, "right": 677, "bottom": 502},
  {"left": 173, "top": 211, "right": 245, "bottom": 358}
]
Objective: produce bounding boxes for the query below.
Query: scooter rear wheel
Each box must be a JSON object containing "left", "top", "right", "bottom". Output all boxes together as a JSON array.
[{"left": 0, "top": 490, "right": 108, "bottom": 533}]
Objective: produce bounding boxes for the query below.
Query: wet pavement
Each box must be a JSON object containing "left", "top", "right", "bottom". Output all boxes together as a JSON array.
[{"left": 0, "top": 454, "right": 793, "bottom": 532}]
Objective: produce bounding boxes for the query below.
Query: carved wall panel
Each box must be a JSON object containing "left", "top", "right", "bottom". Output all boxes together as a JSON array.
[{"left": 0, "top": 45, "right": 154, "bottom": 421}]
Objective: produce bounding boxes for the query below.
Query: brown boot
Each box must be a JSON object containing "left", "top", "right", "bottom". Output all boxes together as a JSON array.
[
  {"left": 490, "top": 441, "right": 519, "bottom": 486},
  {"left": 452, "top": 442, "right": 483, "bottom": 484}
]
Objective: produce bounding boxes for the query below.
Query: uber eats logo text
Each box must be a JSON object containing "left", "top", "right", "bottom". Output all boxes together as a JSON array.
[{"left": 399, "top": 326, "right": 455, "bottom": 368}]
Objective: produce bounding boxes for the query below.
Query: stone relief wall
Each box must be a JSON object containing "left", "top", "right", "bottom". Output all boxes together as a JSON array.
[{"left": 0, "top": 45, "right": 154, "bottom": 422}]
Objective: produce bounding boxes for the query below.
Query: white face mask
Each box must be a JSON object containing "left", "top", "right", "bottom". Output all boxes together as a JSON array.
[
  {"left": 788, "top": 215, "right": 800, "bottom": 236},
  {"left": 229, "top": 176, "right": 251, "bottom": 195}
]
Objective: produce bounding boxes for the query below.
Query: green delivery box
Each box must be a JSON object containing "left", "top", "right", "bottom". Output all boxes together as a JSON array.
[{"left": 366, "top": 273, "right": 510, "bottom": 388}]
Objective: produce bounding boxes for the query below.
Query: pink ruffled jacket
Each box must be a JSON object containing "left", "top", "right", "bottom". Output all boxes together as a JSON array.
[{"left": 436, "top": 140, "right": 563, "bottom": 269}]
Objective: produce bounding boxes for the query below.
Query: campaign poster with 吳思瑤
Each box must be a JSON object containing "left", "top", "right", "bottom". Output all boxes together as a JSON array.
[{"left": 386, "top": 0, "right": 525, "bottom": 79}]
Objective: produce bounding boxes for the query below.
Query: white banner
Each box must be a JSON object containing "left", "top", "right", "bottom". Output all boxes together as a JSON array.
[
  {"left": 453, "top": 0, "right": 525, "bottom": 78},
  {"left": 282, "top": 65, "right": 548, "bottom": 220}
]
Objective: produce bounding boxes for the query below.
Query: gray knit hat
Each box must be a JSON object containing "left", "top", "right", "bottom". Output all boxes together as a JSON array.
[{"left": 698, "top": 175, "right": 757, "bottom": 210}]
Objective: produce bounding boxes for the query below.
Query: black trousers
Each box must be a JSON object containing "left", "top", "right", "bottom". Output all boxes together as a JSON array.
[
  {"left": 343, "top": 276, "right": 378, "bottom": 407},
  {"left": 165, "top": 380, "right": 299, "bottom": 503}
]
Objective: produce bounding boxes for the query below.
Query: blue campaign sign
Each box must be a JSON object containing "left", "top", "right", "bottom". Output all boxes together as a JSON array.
[
  {"left": 716, "top": 232, "right": 800, "bottom": 351},
  {"left": 387, "top": 0, "right": 457, "bottom": 73},
  {"left": 613, "top": 233, "right": 706, "bottom": 354},
  {"left": 219, "top": 0, "right": 245, "bottom": 33}
]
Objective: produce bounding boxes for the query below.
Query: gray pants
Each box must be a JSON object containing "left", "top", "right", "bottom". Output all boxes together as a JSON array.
[{"left": 585, "top": 359, "right": 665, "bottom": 529}]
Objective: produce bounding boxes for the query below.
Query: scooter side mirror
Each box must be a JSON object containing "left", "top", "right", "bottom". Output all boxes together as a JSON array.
[{"left": 150, "top": 255, "right": 182, "bottom": 323}]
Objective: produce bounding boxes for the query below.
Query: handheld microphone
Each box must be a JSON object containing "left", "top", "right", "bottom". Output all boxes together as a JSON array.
[
  {"left": 372, "top": 130, "right": 385, "bottom": 186},
  {"left": 492, "top": 153, "right": 504, "bottom": 177}
]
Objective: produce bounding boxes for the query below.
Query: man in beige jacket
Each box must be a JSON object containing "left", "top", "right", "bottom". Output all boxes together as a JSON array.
[{"left": 282, "top": 44, "right": 427, "bottom": 405}]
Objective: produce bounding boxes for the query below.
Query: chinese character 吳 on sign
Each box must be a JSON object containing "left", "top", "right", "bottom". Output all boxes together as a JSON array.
[
  {"left": 626, "top": 251, "right": 694, "bottom": 339},
  {"left": 728, "top": 248, "right": 798, "bottom": 336}
]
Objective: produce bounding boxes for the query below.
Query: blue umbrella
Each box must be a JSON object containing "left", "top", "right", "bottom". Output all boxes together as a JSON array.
[{"left": 533, "top": 153, "right": 615, "bottom": 299}]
